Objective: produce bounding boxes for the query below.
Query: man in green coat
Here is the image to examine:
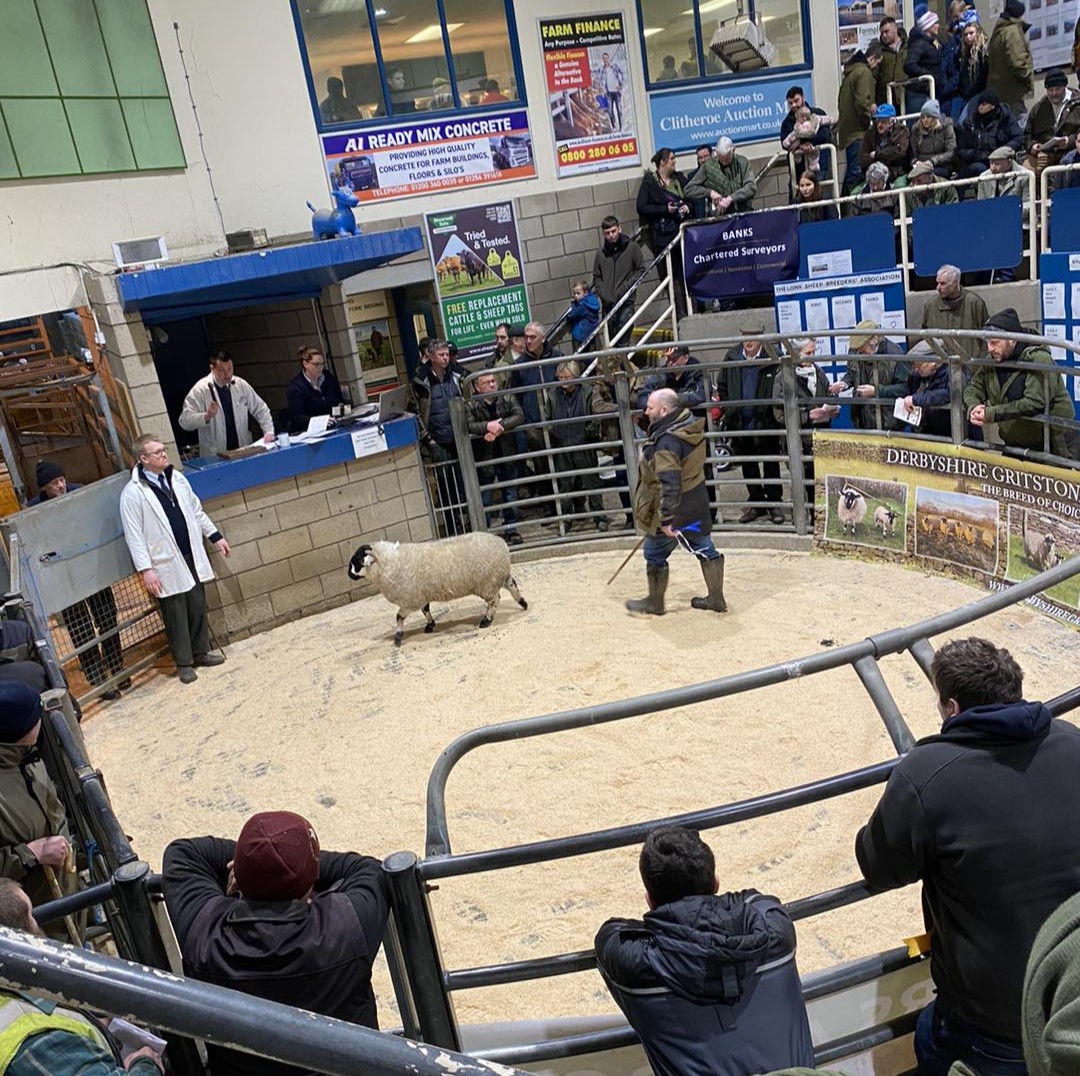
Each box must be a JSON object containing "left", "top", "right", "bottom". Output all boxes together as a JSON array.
[
  {"left": 922, "top": 264, "right": 989, "bottom": 361},
  {"left": 837, "top": 42, "right": 882, "bottom": 193},
  {"left": 876, "top": 17, "right": 908, "bottom": 105},
  {"left": 683, "top": 136, "right": 757, "bottom": 214},
  {"left": 964, "top": 308, "right": 1075, "bottom": 457},
  {"left": 987, "top": 0, "right": 1034, "bottom": 123},
  {"left": 906, "top": 159, "right": 960, "bottom": 205}
]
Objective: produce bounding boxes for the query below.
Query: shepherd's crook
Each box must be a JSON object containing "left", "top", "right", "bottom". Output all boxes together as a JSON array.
[{"left": 607, "top": 536, "right": 645, "bottom": 585}]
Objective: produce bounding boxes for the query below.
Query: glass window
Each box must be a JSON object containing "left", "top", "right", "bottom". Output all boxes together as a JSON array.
[
  {"left": 295, "top": 0, "right": 523, "bottom": 126},
  {"left": 641, "top": 0, "right": 806, "bottom": 85},
  {"left": 0, "top": 0, "right": 183, "bottom": 180}
]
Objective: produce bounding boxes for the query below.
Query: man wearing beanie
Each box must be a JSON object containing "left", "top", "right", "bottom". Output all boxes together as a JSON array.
[
  {"left": 856, "top": 638, "right": 1080, "bottom": 1075},
  {"left": 0, "top": 682, "right": 79, "bottom": 940},
  {"left": 836, "top": 41, "right": 882, "bottom": 194},
  {"left": 1024, "top": 69, "right": 1080, "bottom": 176},
  {"left": 162, "top": 812, "right": 389, "bottom": 1076},
  {"left": 28, "top": 460, "right": 128, "bottom": 701},
  {"left": 904, "top": 10, "right": 941, "bottom": 118},
  {"left": 987, "top": 0, "right": 1034, "bottom": 123},
  {"left": 963, "top": 308, "right": 1075, "bottom": 457}
]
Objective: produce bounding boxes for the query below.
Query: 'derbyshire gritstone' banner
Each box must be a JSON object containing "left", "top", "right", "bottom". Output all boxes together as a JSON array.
[{"left": 815, "top": 432, "right": 1080, "bottom": 628}]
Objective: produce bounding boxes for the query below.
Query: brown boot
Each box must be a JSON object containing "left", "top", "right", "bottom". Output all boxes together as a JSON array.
[
  {"left": 626, "top": 565, "right": 667, "bottom": 615},
  {"left": 691, "top": 555, "right": 727, "bottom": 612}
]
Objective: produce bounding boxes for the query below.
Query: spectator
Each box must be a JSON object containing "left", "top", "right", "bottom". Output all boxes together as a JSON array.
[
  {"left": 856, "top": 637, "right": 1080, "bottom": 1076},
  {"left": 859, "top": 102, "right": 911, "bottom": 184},
  {"left": 1024, "top": 69, "right": 1080, "bottom": 178},
  {"left": 0, "top": 682, "right": 78, "bottom": 939},
  {"left": 964, "top": 308, "right": 1075, "bottom": 457},
  {"left": 285, "top": 346, "right": 344, "bottom": 434},
  {"left": 592, "top": 216, "right": 644, "bottom": 346},
  {"left": 467, "top": 371, "right": 524, "bottom": 546},
  {"left": 319, "top": 76, "right": 361, "bottom": 124},
  {"left": 120, "top": 436, "right": 229, "bottom": 685},
  {"left": 0, "top": 620, "right": 49, "bottom": 698},
  {"left": 591, "top": 354, "right": 641, "bottom": 530},
  {"left": 772, "top": 339, "right": 839, "bottom": 520},
  {"left": 779, "top": 85, "right": 834, "bottom": 180},
  {"left": 977, "top": 144, "right": 1030, "bottom": 200},
  {"left": 954, "top": 90, "right": 1023, "bottom": 178},
  {"left": 987, "top": 0, "right": 1034, "bottom": 124},
  {"left": 386, "top": 67, "right": 416, "bottom": 114},
  {"left": 485, "top": 321, "right": 517, "bottom": 379},
  {"left": 828, "top": 320, "right": 910, "bottom": 430},
  {"left": 899, "top": 339, "right": 952, "bottom": 436},
  {"left": 936, "top": 1, "right": 970, "bottom": 119},
  {"left": 635, "top": 344, "right": 707, "bottom": 414},
  {"left": 904, "top": 10, "right": 942, "bottom": 117},
  {"left": 595, "top": 827, "right": 813, "bottom": 1074},
  {"left": 877, "top": 17, "right": 908, "bottom": 105},
  {"left": 684, "top": 144, "right": 715, "bottom": 218},
  {"left": 547, "top": 361, "right": 606, "bottom": 532},
  {"left": 922, "top": 263, "right": 988, "bottom": 360},
  {"left": 906, "top": 159, "right": 960, "bottom": 205},
  {"left": 956, "top": 10, "right": 990, "bottom": 118},
  {"left": 511, "top": 322, "right": 561, "bottom": 515},
  {"left": 163, "top": 812, "right": 390, "bottom": 1076},
  {"left": 566, "top": 280, "right": 600, "bottom": 350},
  {"left": 684, "top": 136, "right": 757, "bottom": 216},
  {"left": 28, "top": 461, "right": 128, "bottom": 700},
  {"left": 479, "top": 79, "right": 510, "bottom": 104},
  {"left": 1056, "top": 126, "right": 1080, "bottom": 189},
  {"left": 719, "top": 318, "right": 783, "bottom": 525},
  {"left": 792, "top": 171, "right": 839, "bottom": 222},
  {"left": 655, "top": 54, "right": 678, "bottom": 82},
  {"left": 911, "top": 99, "right": 957, "bottom": 176},
  {"left": 180, "top": 350, "right": 274, "bottom": 456},
  {"left": 838, "top": 42, "right": 883, "bottom": 193},
  {"left": 845, "top": 160, "right": 898, "bottom": 217},
  {"left": 411, "top": 340, "right": 467, "bottom": 535},
  {"left": 0, "top": 877, "right": 163, "bottom": 1074},
  {"left": 636, "top": 148, "right": 689, "bottom": 318}
]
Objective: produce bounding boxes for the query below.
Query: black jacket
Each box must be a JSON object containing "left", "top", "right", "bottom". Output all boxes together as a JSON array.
[
  {"left": 285, "top": 370, "right": 344, "bottom": 433},
  {"left": 509, "top": 346, "right": 561, "bottom": 424},
  {"left": 779, "top": 104, "right": 832, "bottom": 148},
  {"left": 595, "top": 892, "right": 814, "bottom": 1076},
  {"left": 719, "top": 346, "right": 781, "bottom": 433},
  {"left": 955, "top": 104, "right": 1023, "bottom": 167},
  {"left": 636, "top": 170, "right": 689, "bottom": 246},
  {"left": 856, "top": 702, "right": 1080, "bottom": 1041},
  {"left": 163, "top": 837, "right": 390, "bottom": 1076},
  {"left": 904, "top": 26, "right": 941, "bottom": 83},
  {"left": 905, "top": 362, "right": 951, "bottom": 436},
  {"left": 636, "top": 356, "right": 707, "bottom": 412}
]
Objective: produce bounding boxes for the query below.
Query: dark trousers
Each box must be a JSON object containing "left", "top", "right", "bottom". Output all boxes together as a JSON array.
[
  {"left": 478, "top": 456, "right": 519, "bottom": 530},
  {"left": 554, "top": 449, "right": 603, "bottom": 519},
  {"left": 914, "top": 1001, "right": 1026, "bottom": 1076},
  {"left": 741, "top": 458, "right": 782, "bottom": 504},
  {"left": 61, "top": 587, "right": 122, "bottom": 686},
  {"left": 842, "top": 140, "right": 863, "bottom": 195},
  {"left": 603, "top": 301, "right": 636, "bottom": 347},
  {"left": 158, "top": 582, "right": 209, "bottom": 668}
]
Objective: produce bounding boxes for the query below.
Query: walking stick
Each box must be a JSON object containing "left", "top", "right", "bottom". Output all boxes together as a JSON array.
[
  {"left": 607, "top": 536, "right": 645, "bottom": 585},
  {"left": 42, "top": 864, "right": 82, "bottom": 946}
]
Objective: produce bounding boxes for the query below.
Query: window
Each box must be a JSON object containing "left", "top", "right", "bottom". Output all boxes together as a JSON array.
[
  {"left": 294, "top": 0, "right": 522, "bottom": 126},
  {"left": 0, "top": 0, "right": 184, "bottom": 180},
  {"left": 640, "top": 0, "right": 808, "bottom": 86}
]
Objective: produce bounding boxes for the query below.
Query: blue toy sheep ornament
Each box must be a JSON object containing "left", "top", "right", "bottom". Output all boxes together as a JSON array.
[{"left": 307, "top": 187, "right": 361, "bottom": 240}]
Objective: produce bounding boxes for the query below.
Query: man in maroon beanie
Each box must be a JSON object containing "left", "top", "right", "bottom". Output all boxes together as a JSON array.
[{"left": 162, "top": 811, "right": 389, "bottom": 1076}]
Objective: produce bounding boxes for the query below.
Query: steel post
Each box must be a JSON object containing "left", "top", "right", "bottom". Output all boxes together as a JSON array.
[
  {"left": 948, "top": 358, "right": 967, "bottom": 444},
  {"left": 852, "top": 654, "right": 916, "bottom": 754},
  {"left": 614, "top": 372, "right": 639, "bottom": 496},
  {"left": 450, "top": 396, "right": 486, "bottom": 533},
  {"left": 780, "top": 356, "right": 808, "bottom": 533}
]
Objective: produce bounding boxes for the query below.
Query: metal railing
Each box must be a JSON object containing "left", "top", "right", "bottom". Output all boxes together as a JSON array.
[{"left": 885, "top": 74, "right": 937, "bottom": 119}]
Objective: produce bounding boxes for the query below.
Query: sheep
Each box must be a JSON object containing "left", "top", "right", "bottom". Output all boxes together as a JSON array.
[
  {"left": 837, "top": 485, "right": 867, "bottom": 535},
  {"left": 347, "top": 533, "right": 528, "bottom": 646},
  {"left": 873, "top": 505, "right": 897, "bottom": 538},
  {"left": 980, "top": 527, "right": 996, "bottom": 552},
  {"left": 920, "top": 513, "right": 941, "bottom": 535},
  {"left": 1023, "top": 528, "right": 1057, "bottom": 572}
]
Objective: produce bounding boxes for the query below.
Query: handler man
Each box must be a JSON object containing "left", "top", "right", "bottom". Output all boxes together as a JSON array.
[{"left": 627, "top": 388, "right": 726, "bottom": 616}]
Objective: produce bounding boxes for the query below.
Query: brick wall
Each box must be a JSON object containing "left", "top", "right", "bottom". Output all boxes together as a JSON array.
[{"left": 202, "top": 447, "right": 433, "bottom": 642}]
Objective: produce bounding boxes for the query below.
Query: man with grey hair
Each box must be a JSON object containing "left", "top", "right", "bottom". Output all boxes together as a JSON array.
[
  {"left": 627, "top": 388, "right": 726, "bottom": 616},
  {"left": 510, "top": 321, "right": 562, "bottom": 514},
  {"left": 684, "top": 135, "right": 756, "bottom": 215},
  {"left": 921, "top": 265, "right": 988, "bottom": 361}
]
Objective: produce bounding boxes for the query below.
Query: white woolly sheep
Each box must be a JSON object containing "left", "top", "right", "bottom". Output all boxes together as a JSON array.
[
  {"left": 1023, "top": 527, "right": 1056, "bottom": 572},
  {"left": 347, "top": 532, "right": 528, "bottom": 646},
  {"left": 873, "top": 505, "right": 897, "bottom": 537},
  {"left": 837, "top": 485, "right": 867, "bottom": 535}
]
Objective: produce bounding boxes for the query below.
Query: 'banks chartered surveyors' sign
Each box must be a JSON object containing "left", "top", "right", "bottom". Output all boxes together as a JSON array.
[
  {"left": 648, "top": 75, "right": 798, "bottom": 154},
  {"left": 425, "top": 202, "right": 530, "bottom": 361},
  {"left": 322, "top": 110, "right": 536, "bottom": 202}
]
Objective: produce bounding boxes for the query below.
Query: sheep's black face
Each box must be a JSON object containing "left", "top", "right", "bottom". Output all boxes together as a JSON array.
[
  {"left": 348, "top": 544, "right": 372, "bottom": 580},
  {"left": 843, "top": 491, "right": 858, "bottom": 510}
]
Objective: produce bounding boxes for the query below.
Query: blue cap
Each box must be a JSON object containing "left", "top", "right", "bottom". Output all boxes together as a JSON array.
[{"left": 876, "top": 103, "right": 897, "bottom": 119}]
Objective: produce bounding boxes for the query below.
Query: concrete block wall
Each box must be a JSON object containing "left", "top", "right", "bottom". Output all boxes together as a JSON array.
[{"left": 202, "top": 446, "right": 434, "bottom": 642}]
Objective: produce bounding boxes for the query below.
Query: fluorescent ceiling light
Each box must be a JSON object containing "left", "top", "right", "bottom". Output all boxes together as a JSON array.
[
  {"left": 691, "top": 0, "right": 734, "bottom": 12},
  {"left": 642, "top": 26, "right": 664, "bottom": 36},
  {"left": 406, "top": 22, "right": 462, "bottom": 42},
  {"left": 375, "top": 7, "right": 386, "bottom": 14}
]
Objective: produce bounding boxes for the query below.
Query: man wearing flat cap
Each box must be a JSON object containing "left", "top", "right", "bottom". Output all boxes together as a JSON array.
[
  {"left": 977, "top": 145, "right": 1030, "bottom": 201},
  {"left": 906, "top": 159, "right": 959, "bottom": 206},
  {"left": 963, "top": 308, "right": 1075, "bottom": 458},
  {"left": 163, "top": 811, "right": 389, "bottom": 1076},
  {"left": 1024, "top": 69, "right": 1080, "bottom": 175},
  {"left": 829, "top": 320, "right": 910, "bottom": 431}
]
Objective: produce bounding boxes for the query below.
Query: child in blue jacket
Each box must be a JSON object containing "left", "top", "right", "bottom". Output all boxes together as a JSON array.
[{"left": 567, "top": 280, "right": 601, "bottom": 349}]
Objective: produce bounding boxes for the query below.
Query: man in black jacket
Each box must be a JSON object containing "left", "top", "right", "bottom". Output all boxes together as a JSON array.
[
  {"left": 856, "top": 637, "right": 1080, "bottom": 1076},
  {"left": 592, "top": 216, "right": 644, "bottom": 346},
  {"left": 163, "top": 811, "right": 389, "bottom": 1076},
  {"left": 595, "top": 826, "right": 813, "bottom": 1076},
  {"left": 955, "top": 90, "right": 1024, "bottom": 178}
]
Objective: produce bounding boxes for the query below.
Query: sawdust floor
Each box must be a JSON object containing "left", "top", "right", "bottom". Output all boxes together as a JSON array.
[{"left": 83, "top": 548, "right": 1080, "bottom": 1028}]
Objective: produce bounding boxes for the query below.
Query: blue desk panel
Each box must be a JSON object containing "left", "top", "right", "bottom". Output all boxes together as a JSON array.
[{"left": 184, "top": 416, "right": 418, "bottom": 501}]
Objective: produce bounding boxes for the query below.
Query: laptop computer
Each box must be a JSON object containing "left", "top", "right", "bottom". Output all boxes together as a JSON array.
[{"left": 343, "top": 385, "right": 409, "bottom": 427}]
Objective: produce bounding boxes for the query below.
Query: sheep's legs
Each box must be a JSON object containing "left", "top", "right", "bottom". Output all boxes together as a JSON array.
[
  {"left": 504, "top": 575, "right": 528, "bottom": 610},
  {"left": 478, "top": 592, "right": 500, "bottom": 628},
  {"left": 422, "top": 603, "right": 435, "bottom": 633},
  {"left": 394, "top": 609, "right": 407, "bottom": 646}
]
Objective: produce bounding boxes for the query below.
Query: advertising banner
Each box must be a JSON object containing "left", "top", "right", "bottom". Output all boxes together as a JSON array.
[
  {"left": 425, "top": 202, "right": 529, "bottom": 361},
  {"left": 648, "top": 75, "right": 794, "bottom": 153},
  {"left": 815, "top": 432, "right": 1080, "bottom": 628},
  {"left": 683, "top": 209, "right": 800, "bottom": 300},
  {"left": 539, "top": 14, "right": 640, "bottom": 178},
  {"left": 322, "top": 110, "right": 535, "bottom": 203}
]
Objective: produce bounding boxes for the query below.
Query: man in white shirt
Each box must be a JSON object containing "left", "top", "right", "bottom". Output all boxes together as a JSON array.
[{"left": 179, "top": 351, "right": 274, "bottom": 457}]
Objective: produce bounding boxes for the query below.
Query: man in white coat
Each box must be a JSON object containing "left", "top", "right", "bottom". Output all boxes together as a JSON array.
[
  {"left": 120, "top": 434, "right": 231, "bottom": 684},
  {"left": 179, "top": 351, "right": 274, "bottom": 457}
]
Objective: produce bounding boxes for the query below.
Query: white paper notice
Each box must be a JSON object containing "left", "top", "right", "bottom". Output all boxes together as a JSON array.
[
  {"left": 807, "top": 249, "right": 853, "bottom": 277},
  {"left": 1045, "top": 322, "right": 1067, "bottom": 362},
  {"left": 805, "top": 297, "right": 829, "bottom": 331},
  {"left": 830, "top": 294, "right": 857, "bottom": 329},
  {"left": 815, "top": 337, "right": 831, "bottom": 357},
  {"left": 860, "top": 292, "right": 885, "bottom": 324},
  {"left": 1072, "top": 283, "right": 1080, "bottom": 319},
  {"left": 834, "top": 337, "right": 850, "bottom": 358},
  {"left": 880, "top": 309, "right": 906, "bottom": 344},
  {"left": 351, "top": 426, "right": 388, "bottom": 458},
  {"left": 1043, "top": 282, "right": 1067, "bottom": 320},
  {"left": 776, "top": 300, "right": 802, "bottom": 335},
  {"left": 1070, "top": 253, "right": 1080, "bottom": 272}
]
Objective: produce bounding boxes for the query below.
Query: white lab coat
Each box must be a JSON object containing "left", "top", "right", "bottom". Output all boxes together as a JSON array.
[
  {"left": 178, "top": 374, "right": 274, "bottom": 456},
  {"left": 119, "top": 466, "right": 219, "bottom": 597}
]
